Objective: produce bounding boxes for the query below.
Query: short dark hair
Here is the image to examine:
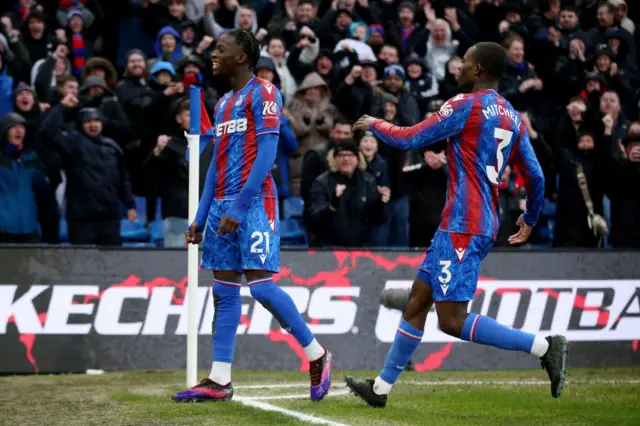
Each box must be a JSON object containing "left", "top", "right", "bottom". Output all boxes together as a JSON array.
[
  {"left": 560, "top": 5, "right": 579, "bottom": 14},
  {"left": 333, "top": 117, "right": 352, "bottom": 128},
  {"left": 472, "top": 42, "right": 508, "bottom": 80},
  {"left": 599, "top": 2, "right": 616, "bottom": 15},
  {"left": 56, "top": 75, "right": 78, "bottom": 86},
  {"left": 226, "top": 28, "right": 260, "bottom": 70}
]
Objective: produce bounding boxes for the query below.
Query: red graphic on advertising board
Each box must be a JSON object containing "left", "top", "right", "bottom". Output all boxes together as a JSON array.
[{"left": 6, "top": 251, "right": 638, "bottom": 373}]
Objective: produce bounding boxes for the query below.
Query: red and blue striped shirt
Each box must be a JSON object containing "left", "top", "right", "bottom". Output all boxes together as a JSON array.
[
  {"left": 212, "top": 76, "right": 280, "bottom": 200},
  {"left": 369, "top": 89, "right": 544, "bottom": 240}
]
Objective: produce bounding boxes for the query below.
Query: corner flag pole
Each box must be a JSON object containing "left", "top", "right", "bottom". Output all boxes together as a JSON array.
[{"left": 185, "top": 85, "right": 202, "bottom": 387}]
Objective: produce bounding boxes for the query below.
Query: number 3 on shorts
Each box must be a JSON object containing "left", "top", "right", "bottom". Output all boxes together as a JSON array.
[{"left": 438, "top": 260, "right": 452, "bottom": 284}]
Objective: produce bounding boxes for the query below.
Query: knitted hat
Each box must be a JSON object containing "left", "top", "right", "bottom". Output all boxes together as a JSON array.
[
  {"left": 334, "top": 139, "right": 359, "bottom": 157},
  {"left": 0, "top": 113, "right": 27, "bottom": 137},
  {"left": 369, "top": 24, "right": 385, "bottom": 38},
  {"left": 383, "top": 63, "right": 405, "bottom": 80},
  {"left": 66, "top": 8, "right": 85, "bottom": 23},
  {"left": 78, "top": 107, "right": 103, "bottom": 123},
  {"left": 398, "top": 1, "right": 416, "bottom": 14}
]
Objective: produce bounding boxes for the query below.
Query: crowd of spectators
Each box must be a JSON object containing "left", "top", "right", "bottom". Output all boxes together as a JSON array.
[{"left": 0, "top": 0, "right": 638, "bottom": 248}]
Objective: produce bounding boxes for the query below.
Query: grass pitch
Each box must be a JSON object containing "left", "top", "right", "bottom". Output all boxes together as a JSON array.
[{"left": 1, "top": 368, "right": 639, "bottom": 426}]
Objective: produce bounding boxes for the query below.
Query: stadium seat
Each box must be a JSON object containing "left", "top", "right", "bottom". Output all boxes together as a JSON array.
[
  {"left": 59, "top": 219, "right": 69, "bottom": 242},
  {"left": 150, "top": 218, "right": 165, "bottom": 246},
  {"left": 280, "top": 218, "right": 307, "bottom": 246},
  {"left": 282, "top": 196, "right": 304, "bottom": 219},
  {"left": 134, "top": 196, "right": 147, "bottom": 222},
  {"left": 120, "top": 219, "right": 148, "bottom": 242}
]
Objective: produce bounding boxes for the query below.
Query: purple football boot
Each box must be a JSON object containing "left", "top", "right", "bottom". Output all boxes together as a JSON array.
[
  {"left": 172, "top": 378, "right": 233, "bottom": 403},
  {"left": 309, "top": 349, "right": 332, "bottom": 401}
]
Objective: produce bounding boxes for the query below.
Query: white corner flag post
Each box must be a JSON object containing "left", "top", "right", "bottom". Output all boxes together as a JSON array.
[{"left": 185, "top": 85, "right": 202, "bottom": 388}]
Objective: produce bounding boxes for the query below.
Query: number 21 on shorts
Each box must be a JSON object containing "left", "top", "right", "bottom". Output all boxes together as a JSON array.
[
  {"left": 487, "top": 127, "right": 514, "bottom": 185},
  {"left": 250, "top": 231, "right": 270, "bottom": 254}
]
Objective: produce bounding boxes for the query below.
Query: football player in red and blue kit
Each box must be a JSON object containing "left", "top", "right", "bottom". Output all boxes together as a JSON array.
[
  {"left": 173, "top": 29, "right": 332, "bottom": 403},
  {"left": 345, "top": 42, "right": 568, "bottom": 407}
]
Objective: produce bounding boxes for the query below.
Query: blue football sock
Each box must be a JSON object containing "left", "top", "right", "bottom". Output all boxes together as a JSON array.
[
  {"left": 379, "top": 319, "right": 423, "bottom": 385},
  {"left": 212, "top": 279, "right": 242, "bottom": 363},
  {"left": 249, "top": 277, "right": 314, "bottom": 347},
  {"left": 461, "top": 313, "right": 535, "bottom": 353}
]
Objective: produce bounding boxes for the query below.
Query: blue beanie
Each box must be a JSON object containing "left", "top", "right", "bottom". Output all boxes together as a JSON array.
[
  {"left": 383, "top": 64, "right": 406, "bottom": 80},
  {"left": 79, "top": 108, "right": 103, "bottom": 123}
]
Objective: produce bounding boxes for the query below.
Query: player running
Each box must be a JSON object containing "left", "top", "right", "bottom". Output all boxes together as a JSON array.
[
  {"left": 172, "top": 29, "right": 332, "bottom": 403},
  {"left": 345, "top": 42, "right": 568, "bottom": 407}
]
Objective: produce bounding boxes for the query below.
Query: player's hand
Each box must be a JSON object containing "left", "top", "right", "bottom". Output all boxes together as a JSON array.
[
  {"left": 127, "top": 209, "right": 138, "bottom": 222},
  {"left": 508, "top": 214, "right": 532, "bottom": 246},
  {"left": 217, "top": 215, "right": 240, "bottom": 236},
  {"left": 353, "top": 115, "right": 375, "bottom": 132},
  {"left": 185, "top": 222, "right": 203, "bottom": 244}
]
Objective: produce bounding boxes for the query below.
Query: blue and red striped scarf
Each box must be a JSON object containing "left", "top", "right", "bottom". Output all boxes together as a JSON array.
[
  {"left": 59, "top": 0, "right": 88, "bottom": 10},
  {"left": 398, "top": 24, "right": 415, "bottom": 52},
  {"left": 71, "top": 33, "right": 86, "bottom": 76},
  {"left": 15, "top": 3, "right": 37, "bottom": 22}
]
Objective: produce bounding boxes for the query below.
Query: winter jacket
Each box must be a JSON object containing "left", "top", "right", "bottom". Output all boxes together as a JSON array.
[
  {"left": 143, "top": 134, "right": 190, "bottom": 220},
  {"left": 288, "top": 72, "right": 338, "bottom": 196},
  {"left": 608, "top": 157, "right": 640, "bottom": 248},
  {"left": 365, "top": 153, "right": 389, "bottom": 188},
  {"left": 0, "top": 145, "right": 46, "bottom": 235},
  {"left": 273, "top": 114, "right": 298, "bottom": 198},
  {"left": 498, "top": 62, "right": 540, "bottom": 113},
  {"left": 39, "top": 105, "right": 134, "bottom": 220},
  {"left": 0, "top": 64, "right": 13, "bottom": 117},
  {"left": 332, "top": 78, "right": 374, "bottom": 122},
  {"left": 309, "top": 155, "right": 387, "bottom": 247}
]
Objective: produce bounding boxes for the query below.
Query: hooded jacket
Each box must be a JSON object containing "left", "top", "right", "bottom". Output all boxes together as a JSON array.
[
  {"left": 153, "top": 26, "right": 183, "bottom": 65},
  {"left": 288, "top": 72, "right": 338, "bottom": 196}
]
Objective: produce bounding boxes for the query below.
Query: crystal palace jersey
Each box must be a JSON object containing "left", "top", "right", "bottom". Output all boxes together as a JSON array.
[
  {"left": 211, "top": 76, "right": 280, "bottom": 199},
  {"left": 369, "top": 89, "right": 545, "bottom": 240}
]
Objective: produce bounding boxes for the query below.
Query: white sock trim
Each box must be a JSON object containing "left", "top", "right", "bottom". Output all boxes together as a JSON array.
[
  {"left": 373, "top": 376, "right": 392, "bottom": 395},
  {"left": 304, "top": 338, "right": 326, "bottom": 361},
  {"left": 531, "top": 336, "right": 550, "bottom": 358},
  {"left": 209, "top": 361, "right": 232, "bottom": 385}
]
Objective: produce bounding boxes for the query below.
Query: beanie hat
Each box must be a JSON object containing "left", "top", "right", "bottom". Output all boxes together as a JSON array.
[
  {"left": 78, "top": 107, "right": 103, "bottom": 123},
  {"left": 383, "top": 63, "right": 406, "bottom": 80},
  {"left": 398, "top": 1, "right": 416, "bottom": 14},
  {"left": 334, "top": 139, "right": 359, "bottom": 157}
]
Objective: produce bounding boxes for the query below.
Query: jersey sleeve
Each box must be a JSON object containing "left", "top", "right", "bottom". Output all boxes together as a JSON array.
[
  {"left": 511, "top": 127, "right": 545, "bottom": 227},
  {"left": 369, "top": 94, "right": 474, "bottom": 150},
  {"left": 252, "top": 83, "right": 282, "bottom": 136}
]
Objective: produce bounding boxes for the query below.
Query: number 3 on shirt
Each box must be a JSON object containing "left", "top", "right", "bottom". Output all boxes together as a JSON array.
[{"left": 487, "top": 128, "right": 514, "bottom": 185}]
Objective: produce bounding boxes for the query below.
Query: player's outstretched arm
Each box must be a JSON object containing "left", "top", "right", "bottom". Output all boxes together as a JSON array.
[
  {"left": 508, "top": 129, "right": 545, "bottom": 245},
  {"left": 352, "top": 96, "right": 472, "bottom": 150},
  {"left": 225, "top": 132, "right": 279, "bottom": 224}
]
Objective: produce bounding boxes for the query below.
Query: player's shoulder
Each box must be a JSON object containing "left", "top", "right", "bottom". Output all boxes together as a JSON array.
[
  {"left": 252, "top": 77, "right": 280, "bottom": 99},
  {"left": 437, "top": 93, "right": 472, "bottom": 119}
]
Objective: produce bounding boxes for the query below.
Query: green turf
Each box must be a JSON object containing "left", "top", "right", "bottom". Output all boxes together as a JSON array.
[{"left": 1, "top": 369, "right": 639, "bottom": 426}]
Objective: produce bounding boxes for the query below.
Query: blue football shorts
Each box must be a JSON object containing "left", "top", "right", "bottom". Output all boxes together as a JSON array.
[
  {"left": 416, "top": 229, "right": 494, "bottom": 302},
  {"left": 201, "top": 198, "right": 280, "bottom": 273}
]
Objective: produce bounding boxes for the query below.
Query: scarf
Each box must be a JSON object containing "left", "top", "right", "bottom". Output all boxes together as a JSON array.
[
  {"left": 59, "top": 0, "right": 87, "bottom": 10},
  {"left": 15, "top": 3, "right": 37, "bottom": 22},
  {"left": 71, "top": 33, "right": 86, "bottom": 76},
  {"left": 398, "top": 24, "right": 415, "bottom": 51}
]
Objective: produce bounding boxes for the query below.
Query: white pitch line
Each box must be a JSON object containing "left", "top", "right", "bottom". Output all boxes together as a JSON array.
[
  {"left": 237, "top": 389, "right": 350, "bottom": 401},
  {"left": 235, "top": 378, "right": 640, "bottom": 390},
  {"left": 238, "top": 399, "right": 348, "bottom": 426}
]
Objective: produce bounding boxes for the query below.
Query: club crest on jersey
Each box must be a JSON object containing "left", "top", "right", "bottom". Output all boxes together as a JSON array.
[
  {"left": 262, "top": 101, "right": 278, "bottom": 116},
  {"left": 235, "top": 94, "right": 245, "bottom": 107},
  {"left": 439, "top": 102, "right": 453, "bottom": 117}
]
